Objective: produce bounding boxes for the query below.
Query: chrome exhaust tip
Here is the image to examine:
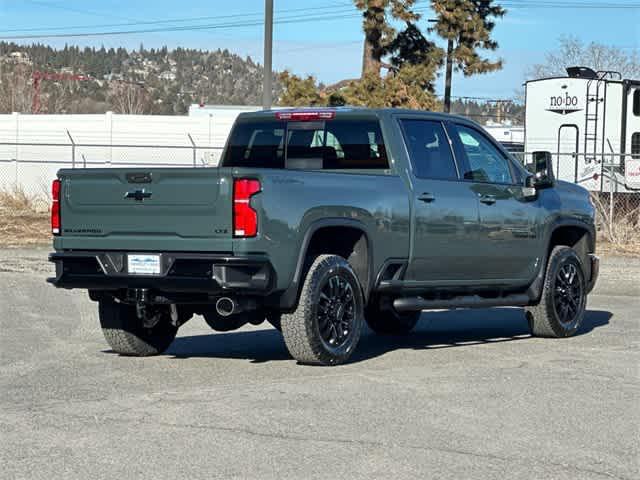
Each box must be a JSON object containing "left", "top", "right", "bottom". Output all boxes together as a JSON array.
[{"left": 215, "top": 297, "right": 236, "bottom": 317}]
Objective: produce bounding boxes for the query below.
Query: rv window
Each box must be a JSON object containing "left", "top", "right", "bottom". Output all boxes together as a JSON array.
[
  {"left": 634, "top": 90, "right": 640, "bottom": 116},
  {"left": 632, "top": 133, "right": 640, "bottom": 159}
]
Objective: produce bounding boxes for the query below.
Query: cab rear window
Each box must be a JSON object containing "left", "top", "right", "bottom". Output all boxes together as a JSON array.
[{"left": 223, "top": 118, "right": 389, "bottom": 170}]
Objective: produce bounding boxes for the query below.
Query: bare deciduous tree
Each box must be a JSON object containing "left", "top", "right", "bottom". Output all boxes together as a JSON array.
[
  {"left": 528, "top": 36, "right": 640, "bottom": 80},
  {"left": 107, "top": 82, "right": 150, "bottom": 114},
  {"left": 0, "top": 65, "right": 32, "bottom": 113}
]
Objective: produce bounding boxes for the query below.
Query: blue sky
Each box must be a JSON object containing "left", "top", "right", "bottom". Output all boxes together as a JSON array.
[{"left": 1, "top": 0, "right": 639, "bottom": 100}]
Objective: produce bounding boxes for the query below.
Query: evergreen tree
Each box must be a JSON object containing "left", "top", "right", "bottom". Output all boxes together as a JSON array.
[
  {"left": 354, "top": 0, "right": 420, "bottom": 77},
  {"left": 278, "top": 72, "right": 326, "bottom": 107},
  {"left": 430, "top": 0, "right": 505, "bottom": 112}
]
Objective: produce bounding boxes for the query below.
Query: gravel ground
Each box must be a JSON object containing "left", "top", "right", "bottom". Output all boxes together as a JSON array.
[{"left": 1, "top": 248, "right": 638, "bottom": 480}]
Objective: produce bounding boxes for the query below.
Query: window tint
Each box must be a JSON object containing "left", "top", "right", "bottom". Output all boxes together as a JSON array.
[
  {"left": 400, "top": 119, "right": 458, "bottom": 180},
  {"left": 224, "top": 120, "right": 286, "bottom": 168},
  {"left": 634, "top": 89, "right": 640, "bottom": 117},
  {"left": 323, "top": 120, "right": 388, "bottom": 169},
  {"left": 223, "top": 118, "right": 388, "bottom": 170},
  {"left": 285, "top": 123, "right": 326, "bottom": 169},
  {"left": 632, "top": 132, "right": 640, "bottom": 159},
  {"left": 454, "top": 124, "right": 514, "bottom": 184}
]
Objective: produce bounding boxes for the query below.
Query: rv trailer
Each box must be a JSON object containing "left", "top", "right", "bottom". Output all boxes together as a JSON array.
[{"left": 524, "top": 67, "right": 640, "bottom": 192}]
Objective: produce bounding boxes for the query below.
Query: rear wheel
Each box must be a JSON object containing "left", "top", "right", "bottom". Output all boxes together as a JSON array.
[
  {"left": 526, "top": 246, "right": 587, "bottom": 338},
  {"left": 281, "top": 255, "right": 364, "bottom": 366},
  {"left": 99, "top": 299, "right": 177, "bottom": 356},
  {"left": 365, "top": 296, "right": 420, "bottom": 335}
]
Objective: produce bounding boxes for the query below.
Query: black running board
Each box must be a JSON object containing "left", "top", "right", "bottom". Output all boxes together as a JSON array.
[{"left": 393, "top": 294, "right": 531, "bottom": 312}]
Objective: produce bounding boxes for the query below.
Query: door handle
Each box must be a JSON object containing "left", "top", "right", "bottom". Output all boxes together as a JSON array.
[
  {"left": 479, "top": 194, "right": 497, "bottom": 205},
  {"left": 417, "top": 192, "right": 435, "bottom": 203}
]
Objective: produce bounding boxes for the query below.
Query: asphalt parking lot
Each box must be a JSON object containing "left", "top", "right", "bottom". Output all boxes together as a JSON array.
[{"left": 1, "top": 248, "right": 638, "bottom": 480}]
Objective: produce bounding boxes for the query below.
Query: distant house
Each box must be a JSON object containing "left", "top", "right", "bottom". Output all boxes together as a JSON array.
[
  {"left": 159, "top": 71, "right": 176, "bottom": 81},
  {"left": 8, "top": 51, "right": 31, "bottom": 64}
]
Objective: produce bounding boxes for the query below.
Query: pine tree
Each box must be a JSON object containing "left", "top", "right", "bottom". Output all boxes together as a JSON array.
[
  {"left": 430, "top": 0, "right": 505, "bottom": 112},
  {"left": 278, "top": 5, "right": 443, "bottom": 110},
  {"left": 278, "top": 72, "right": 326, "bottom": 106},
  {"left": 354, "top": 0, "right": 420, "bottom": 77}
]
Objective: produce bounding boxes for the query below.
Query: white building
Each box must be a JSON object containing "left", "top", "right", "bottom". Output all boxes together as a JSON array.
[
  {"left": 484, "top": 124, "right": 525, "bottom": 152},
  {"left": 524, "top": 66, "right": 640, "bottom": 192}
]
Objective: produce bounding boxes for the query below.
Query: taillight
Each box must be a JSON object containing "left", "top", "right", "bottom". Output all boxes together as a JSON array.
[
  {"left": 51, "top": 179, "right": 61, "bottom": 235},
  {"left": 233, "top": 178, "right": 261, "bottom": 237}
]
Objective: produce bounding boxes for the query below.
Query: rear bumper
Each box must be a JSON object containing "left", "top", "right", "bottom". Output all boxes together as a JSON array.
[
  {"left": 47, "top": 251, "right": 275, "bottom": 295},
  {"left": 586, "top": 254, "right": 599, "bottom": 294}
]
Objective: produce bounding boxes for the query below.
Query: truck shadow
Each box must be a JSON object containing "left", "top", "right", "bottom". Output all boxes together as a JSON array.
[{"left": 165, "top": 308, "right": 612, "bottom": 364}]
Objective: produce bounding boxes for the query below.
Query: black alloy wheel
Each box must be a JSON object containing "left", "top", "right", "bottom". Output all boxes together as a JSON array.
[
  {"left": 280, "top": 254, "right": 364, "bottom": 365},
  {"left": 553, "top": 262, "right": 585, "bottom": 330},
  {"left": 526, "top": 246, "right": 587, "bottom": 338},
  {"left": 317, "top": 274, "right": 356, "bottom": 349}
]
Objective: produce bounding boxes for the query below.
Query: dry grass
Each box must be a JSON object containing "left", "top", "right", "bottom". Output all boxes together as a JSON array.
[
  {"left": 590, "top": 193, "right": 640, "bottom": 257},
  {"left": 1, "top": 185, "right": 639, "bottom": 256},
  {"left": 0, "top": 186, "right": 50, "bottom": 247}
]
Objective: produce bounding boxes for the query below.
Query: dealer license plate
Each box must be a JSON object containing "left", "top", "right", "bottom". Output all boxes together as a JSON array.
[{"left": 127, "top": 254, "right": 161, "bottom": 276}]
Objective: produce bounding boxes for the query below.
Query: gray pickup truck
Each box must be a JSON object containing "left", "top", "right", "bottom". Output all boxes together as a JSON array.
[{"left": 48, "top": 108, "right": 599, "bottom": 365}]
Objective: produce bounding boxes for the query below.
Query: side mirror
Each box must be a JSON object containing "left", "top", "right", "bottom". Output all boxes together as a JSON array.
[{"left": 525, "top": 151, "right": 555, "bottom": 189}]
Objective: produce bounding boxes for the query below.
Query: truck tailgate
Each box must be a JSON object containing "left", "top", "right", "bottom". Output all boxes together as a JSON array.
[{"left": 56, "top": 168, "right": 233, "bottom": 252}]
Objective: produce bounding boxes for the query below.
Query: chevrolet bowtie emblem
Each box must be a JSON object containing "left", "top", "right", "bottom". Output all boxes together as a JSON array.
[{"left": 124, "top": 189, "right": 152, "bottom": 201}]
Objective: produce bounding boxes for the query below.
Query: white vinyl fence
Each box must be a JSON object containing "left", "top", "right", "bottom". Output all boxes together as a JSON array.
[{"left": 0, "top": 111, "right": 249, "bottom": 196}]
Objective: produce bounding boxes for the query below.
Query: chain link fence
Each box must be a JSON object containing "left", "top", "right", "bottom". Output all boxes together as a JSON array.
[
  {"left": 0, "top": 139, "right": 223, "bottom": 206},
  {"left": 510, "top": 150, "right": 640, "bottom": 253},
  {"left": 0, "top": 139, "right": 223, "bottom": 246},
  {"left": 1, "top": 141, "right": 639, "bottom": 252}
]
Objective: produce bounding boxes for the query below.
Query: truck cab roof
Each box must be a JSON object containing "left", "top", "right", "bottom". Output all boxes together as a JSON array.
[{"left": 236, "top": 107, "right": 477, "bottom": 125}]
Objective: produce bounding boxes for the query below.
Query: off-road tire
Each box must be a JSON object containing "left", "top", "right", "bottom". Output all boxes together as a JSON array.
[
  {"left": 266, "top": 311, "right": 282, "bottom": 331},
  {"left": 281, "top": 255, "right": 364, "bottom": 366},
  {"left": 365, "top": 296, "right": 420, "bottom": 334},
  {"left": 526, "top": 246, "right": 587, "bottom": 338},
  {"left": 99, "top": 300, "right": 178, "bottom": 356}
]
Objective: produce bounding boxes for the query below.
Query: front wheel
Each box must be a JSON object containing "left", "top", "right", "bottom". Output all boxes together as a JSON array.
[
  {"left": 99, "top": 299, "right": 178, "bottom": 356},
  {"left": 526, "top": 246, "right": 587, "bottom": 338},
  {"left": 281, "top": 255, "right": 364, "bottom": 366}
]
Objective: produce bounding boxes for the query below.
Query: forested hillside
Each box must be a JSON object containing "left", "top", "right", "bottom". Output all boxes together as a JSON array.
[
  {"left": 0, "top": 42, "right": 277, "bottom": 114},
  {"left": 0, "top": 42, "right": 522, "bottom": 123}
]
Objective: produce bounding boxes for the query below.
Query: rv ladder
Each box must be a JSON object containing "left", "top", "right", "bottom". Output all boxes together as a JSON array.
[{"left": 583, "top": 77, "right": 606, "bottom": 166}]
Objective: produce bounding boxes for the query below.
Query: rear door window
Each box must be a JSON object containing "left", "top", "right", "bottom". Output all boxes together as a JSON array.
[
  {"left": 400, "top": 119, "right": 458, "bottom": 180},
  {"left": 223, "top": 118, "right": 388, "bottom": 170}
]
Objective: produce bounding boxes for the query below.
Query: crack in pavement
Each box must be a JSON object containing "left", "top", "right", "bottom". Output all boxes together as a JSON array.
[{"left": 49, "top": 410, "right": 632, "bottom": 480}]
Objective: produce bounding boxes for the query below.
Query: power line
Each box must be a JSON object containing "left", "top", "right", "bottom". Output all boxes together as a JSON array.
[
  {"left": 0, "top": 6, "right": 425, "bottom": 41},
  {"left": 499, "top": 0, "right": 640, "bottom": 8},
  {"left": 1, "top": 2, "right": 354, "bottom": 34},
  {"left": 23, "top": 0, "right": 141, "bottom": 22},
  {"left": 2, "top": 1, "right": 636, "bottom": 42},
  {"left": 0, "top": 7, "right": 390, "bottom": 40},
  {"left": 3, "top": 1, "right": 637, "bottom": 40}
]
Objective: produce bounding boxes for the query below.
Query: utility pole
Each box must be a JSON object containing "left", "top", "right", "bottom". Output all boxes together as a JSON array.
[
  {"left": 262, "top": 0, "right": 274, "bottom": 110},
  {"left": 443, "top": 38, "right": 453, "bottom": 113}
]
